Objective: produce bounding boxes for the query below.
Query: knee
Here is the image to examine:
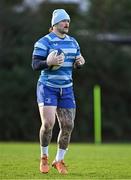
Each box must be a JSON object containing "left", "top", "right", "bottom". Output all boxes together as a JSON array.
[
  {"left": 41, "top": 121, "right": 54, "bottom": 130},
  {"left": 63, "top": 121, "right": 74, "bottom": 132}
]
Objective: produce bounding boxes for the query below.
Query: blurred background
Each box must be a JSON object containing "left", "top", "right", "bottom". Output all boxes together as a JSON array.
[{"left": 0, "top": 0, "right": 131, "bottom": 143}]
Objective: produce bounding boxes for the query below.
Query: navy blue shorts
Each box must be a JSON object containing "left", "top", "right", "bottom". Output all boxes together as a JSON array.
[{"left": 37, "top": 81, "right": 76, "bottom": 108}]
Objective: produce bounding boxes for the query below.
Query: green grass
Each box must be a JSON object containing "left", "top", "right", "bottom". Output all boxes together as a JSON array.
[{"left": 0, "top": 143, "right": 131, "bottom": 179}]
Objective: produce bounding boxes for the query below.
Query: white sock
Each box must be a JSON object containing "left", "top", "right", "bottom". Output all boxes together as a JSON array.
[
  {"left": 40, "top": 146, "right": 48, "bottom": 157},
  {"left": 55, "top": 148, "right": 66, "bottom": 161}
]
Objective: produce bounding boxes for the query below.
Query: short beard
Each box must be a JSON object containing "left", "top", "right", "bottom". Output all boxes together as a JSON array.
[{"left": 58, "top": 28, "right": 69, "bottom": 34}]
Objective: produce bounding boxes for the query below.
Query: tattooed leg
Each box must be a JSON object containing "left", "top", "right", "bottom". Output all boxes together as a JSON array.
[
  {"left": 56, "top": 108, "right": 76, "bottom": 149},
  {"left": 39, "top": 106, "right": 56, "bottom": 147}
]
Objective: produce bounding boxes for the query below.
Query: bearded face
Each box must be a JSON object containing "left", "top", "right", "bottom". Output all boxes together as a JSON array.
[{"left": 55, "top": 20, "right": 70, "bottom": 34}]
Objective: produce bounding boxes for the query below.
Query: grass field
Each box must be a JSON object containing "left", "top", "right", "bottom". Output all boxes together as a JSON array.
[{"left": 0, "top": 143, "right": 131, "bottom": 179}]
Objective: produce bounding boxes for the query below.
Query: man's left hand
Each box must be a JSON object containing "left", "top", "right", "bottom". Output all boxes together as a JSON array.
[{"left": 74, "top": 55, "right": 85, "bottom": 69}]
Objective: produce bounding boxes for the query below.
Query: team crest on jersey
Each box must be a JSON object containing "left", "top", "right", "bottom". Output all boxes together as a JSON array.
[{"left": 53, "top": 43, "right": 58, "bottom": 46}]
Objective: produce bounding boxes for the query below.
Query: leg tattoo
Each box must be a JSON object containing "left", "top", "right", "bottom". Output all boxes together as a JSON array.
[
  {"left": 56, "top": 108, "right": 76, "bottom": 149},
  {"left": 40, "top": 124, "right": 53, "bottom": 147},
  {"left": 39, "top": 106, "right": 56, "bottom": 147}
]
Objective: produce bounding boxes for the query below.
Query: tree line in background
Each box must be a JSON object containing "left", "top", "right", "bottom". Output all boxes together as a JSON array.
[{"left": 0, "top": 0, "right": 131, "bottom": 142}]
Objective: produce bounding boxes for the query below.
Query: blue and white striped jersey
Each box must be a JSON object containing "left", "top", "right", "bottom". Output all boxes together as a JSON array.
[{"left": 33, "top": 32, "right": 81, "bottom": 88}]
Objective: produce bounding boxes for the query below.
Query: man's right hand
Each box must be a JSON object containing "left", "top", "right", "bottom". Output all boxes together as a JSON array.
[{"left": 47, "top": 50, "right": 64, "bottom": 66}]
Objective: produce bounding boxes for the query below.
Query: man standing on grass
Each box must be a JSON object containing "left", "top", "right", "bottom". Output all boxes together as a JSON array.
[{"left": 32, "top": 9, "right": 85, "bottom": 174}]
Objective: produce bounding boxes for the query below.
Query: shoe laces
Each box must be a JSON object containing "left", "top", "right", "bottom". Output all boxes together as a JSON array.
[
  {"left": 59, "top": 160, "right": 67, "bottom": 169},
  {"left": 41, "top": 156, "right": 48, "bottom": 165}
]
